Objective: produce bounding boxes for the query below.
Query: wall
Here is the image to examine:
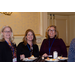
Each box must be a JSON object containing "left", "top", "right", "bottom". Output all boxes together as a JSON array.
[
  {"left": 47, "top": 14, "right": 75, "bottom": 46},
  {"left": 14, "top": 12, "right": 48, "bottom": 50},
  {"left": 0, "top": 12, "right": 40, "bottom": 35},
  {"left": 0, "top": 12, "right": 41, "bottom": 46},
  {"left": 68, "top": 15, "right": 75, "bottom": 44},
  {"left": 14, "top": 13, "right": 75, "bottom": 52},
  {"left": 2, "top": 12, "right": 75, "bottom": 50},
  {"left": 0, "top": 12, "right": 48, "bottom": 50}
]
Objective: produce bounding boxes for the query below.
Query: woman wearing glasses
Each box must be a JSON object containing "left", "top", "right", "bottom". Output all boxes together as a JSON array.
[
  {"left": 40, "top": 25, "right": 67, "bottom": 57},
  {"left": 0, "top": 26, "right": 17, "bottom": 62}
]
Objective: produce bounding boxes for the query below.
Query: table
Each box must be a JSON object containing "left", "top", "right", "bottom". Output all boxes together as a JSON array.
[{"left": 22, "top": 56, "right": 67, "bottom": 62}]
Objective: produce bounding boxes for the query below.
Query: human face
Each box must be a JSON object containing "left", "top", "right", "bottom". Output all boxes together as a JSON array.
[
  {"left": 26, "top": 31, "right": 34, "bottom": 41},
  {"left": 48, "top": 27, "right": 56, "bottom": 38},
  {"left": 2, "top": 27, "right": 12, "bottom": 40}
]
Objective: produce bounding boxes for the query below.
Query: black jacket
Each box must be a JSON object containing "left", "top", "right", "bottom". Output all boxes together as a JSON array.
[
  {"left": 17, "top": 42, "right": 39, "bottom": 62},
  {"left": 0, "top": 41, "right": 16, "bottom": 62}
]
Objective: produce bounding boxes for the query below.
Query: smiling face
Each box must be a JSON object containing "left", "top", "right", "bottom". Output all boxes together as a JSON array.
[
  {"left": 2, "top": 27, "right": 12, "bottom": 40},
  {"left": 26, "top": 31, "right": 34, "bottom": 41},
  {"left": 48, "top": 27, "right": 56, "bottom": 38}
]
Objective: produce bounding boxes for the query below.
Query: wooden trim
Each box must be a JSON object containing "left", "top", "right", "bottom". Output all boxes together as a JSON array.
[{"left": 14, "top": 34, "right": 42, "bottom": 36}]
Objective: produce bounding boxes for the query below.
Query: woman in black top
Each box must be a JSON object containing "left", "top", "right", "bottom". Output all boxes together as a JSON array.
[
  {"left": 17, "top": 29, "right": 39, "bottom": 62},
  {"left": 0, "top": 26, "right": 17, "bottom": 62}
]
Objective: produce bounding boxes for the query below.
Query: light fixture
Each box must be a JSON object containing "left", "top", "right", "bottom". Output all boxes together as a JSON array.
[{"left": 0, "top": 12, "right": 12, "bottom": 15}]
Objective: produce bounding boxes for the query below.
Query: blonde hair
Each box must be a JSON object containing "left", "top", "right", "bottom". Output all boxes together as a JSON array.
[
  {"left": 0, "top": 26, "right": 14, "bottom": 42},
  {"left": 45, "top": 25, "right": 58, "bottom": 39},
  {"left": 23, "top": 29, "right": 36, "bottom": 45}
]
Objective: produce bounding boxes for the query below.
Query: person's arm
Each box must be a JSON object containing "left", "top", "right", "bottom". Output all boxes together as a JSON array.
[
  {"left": 0, "top": 43, "right": 3, "bottom": 62},
  {"left": 17, "top": 43, "right": 25, "bottom": 62},
  {"left": 68, "top": 38, "right": 75, "bottom": 62},
  {"left": 40, "top": 39, "right": 48, "bottom": 56},
  {"left": 33, "top": 45, "right": 39, "bottom": 57},
  {"left": 59, "top": 39, "right": 67, "bottom": 57}
]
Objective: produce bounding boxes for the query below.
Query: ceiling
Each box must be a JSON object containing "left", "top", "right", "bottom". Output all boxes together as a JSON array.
[{"left": 47, "top": 12, "right": 75, "bottom": 16}]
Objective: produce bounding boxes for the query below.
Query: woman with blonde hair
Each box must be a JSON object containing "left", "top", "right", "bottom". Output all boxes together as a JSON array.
[
  {"left": 17, "top": 29, "right": 39, "bottom": 61},
  {"left": 0, "top": 26, "right": 17, "bottom": 62},
  {"left": 0, "top": 26, "right": 14, "bottom": 41},
  {"left": 40, "top": 25, "right": 67, "bottom": 57}
]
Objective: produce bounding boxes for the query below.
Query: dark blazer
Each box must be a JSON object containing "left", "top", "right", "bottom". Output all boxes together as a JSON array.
[
  {"left": 17, "top": 42, "right": 39, "bottom": 62},
  {"left": 0, "top": 41, "right": 16, "bottom": 62}
]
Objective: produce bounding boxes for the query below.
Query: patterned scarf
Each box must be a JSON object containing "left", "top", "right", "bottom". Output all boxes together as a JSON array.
[{"left": 8, "top": 43, "right": 17, "bottom": 58}]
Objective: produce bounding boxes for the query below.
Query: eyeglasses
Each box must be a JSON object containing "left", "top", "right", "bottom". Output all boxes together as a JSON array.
[
  {"left": 48, "top": 29, "right": 55, "bottom": 32},
  {"left": 3, "top": 31, "right": 11, "bottom": 33}
]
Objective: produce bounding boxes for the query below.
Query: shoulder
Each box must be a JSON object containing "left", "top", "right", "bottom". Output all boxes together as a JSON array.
[
  {"left": 55, "top": 38, "right": 66, "bottom": 45},
  {"left": 55, "top": 38, "right": 63, "bottom": 40},
  {"left": 55, "top": 38, "right": 64, "bottom": 42},
  {"left": 69, "top": 38, "right": 75, "bottom": 51},
  {"left": 43, "top": 39, "right": 48, "bottom": 41},
  {"left": 0, "top": 41, "right": 7, "bottom": 45},
  {"left": 33, "top": 44, "right": 39, "bottom": 47},
  {"left": 42, "top": 39, "right": 48, "bottom": 43},
  {"left": 0, "top": 41, "right": 6, "bottom": 43},
  {"left": 70, "top": 38, "right": 75, "bottom": 47},
  {"left": 17, "top": 42, "right": 26, "bottom": 50},
  {"left": 71, "top": 38, "right": 75, "bottom": 44},
  {"left": 17, "top": 42, "right": 24, "bottom": 47},
  {"left": 0, "top": 41, "right": 7, "bottom": 49}
]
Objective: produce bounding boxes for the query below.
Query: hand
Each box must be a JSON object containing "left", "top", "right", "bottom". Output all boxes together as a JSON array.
[
  {"left": 20, "top": 54, "right": 25, "bottom": 60},
  {"left": 42, "top": 53, "right": 48, "bottom": 57}
]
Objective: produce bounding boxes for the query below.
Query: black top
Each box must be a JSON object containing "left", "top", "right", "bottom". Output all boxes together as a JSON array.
[
  {"left": 0, "top": 41, "right": 16, "bottom": 62},
  {"left": 17, "top": 42, "right": 39, "bottom": 62}
]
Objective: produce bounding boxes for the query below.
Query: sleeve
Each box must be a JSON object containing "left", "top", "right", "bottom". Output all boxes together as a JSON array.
[
  {"left": 34, "top": 45, "right": 39, "bottom": 57},
  {"left": 17, "top": 43, "right": 23, "bottom": 62},
  {"left": 40, "top": 39, "right": 46, "bottom": 56},
  {"left": 0, "top": 43, "right": 3, "bottom": 62},
  {"left": 59, "top": 39, "right": 67, "bottom": 57},
  {"left": 68, "top": 38, "right": 75, "bottom": 62}
]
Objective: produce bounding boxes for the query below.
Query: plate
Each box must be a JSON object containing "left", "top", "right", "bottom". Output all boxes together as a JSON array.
[
  {"left": 45, "top": 58, "right": 59, "bottom": 62},
  {"left": 58, "top": 57, "right": 68, "bottom": 60},
  {"left": 23, "top": 57, "right": 37, "bottom": 61}
]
